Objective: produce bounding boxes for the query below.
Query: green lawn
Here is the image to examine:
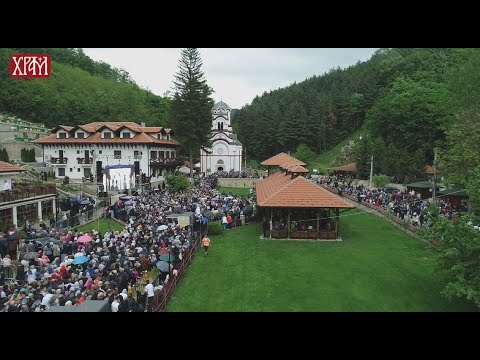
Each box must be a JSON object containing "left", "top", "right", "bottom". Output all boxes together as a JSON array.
[
  {"left": 216, "top": 186, "right": 252, "bottom": 197},
  {"left": 77, "top": 217, "right": 124, "bottom": 235},
  {"left": 166, "top": 209, "right": 476, "bottom": 312}
]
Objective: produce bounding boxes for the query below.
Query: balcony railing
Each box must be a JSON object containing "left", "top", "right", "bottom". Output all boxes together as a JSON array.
[
  {"left": 114, "top": 155, "right": 122, "bottom": 159},
  {"left": 150, "top": 158, "right": 184, "bottom": 168},
  {"left": 51, "top": 157, "right": 68, "bottom": 164},
  {"left": 0, "top": 183, "right": 57, "bottom": 204},
  {"left": 134, "top": 155, "right": 142, "bottom": 159},
  {"left": 77, "top": 157, "right": 93, "bottom": 164}
]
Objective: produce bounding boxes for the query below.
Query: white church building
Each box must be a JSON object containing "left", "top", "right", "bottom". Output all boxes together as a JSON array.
[{"left": 200, "top": 101, "right": 243, "bottom": 174}]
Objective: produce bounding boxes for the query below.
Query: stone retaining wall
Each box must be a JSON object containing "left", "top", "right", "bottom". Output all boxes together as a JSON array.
[{"left": 217, "top": 178, "right": 259, "bottom": 188}]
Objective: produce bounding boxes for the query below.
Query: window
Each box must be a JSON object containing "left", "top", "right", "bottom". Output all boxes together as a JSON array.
[
  {"left": 104, "top": 132, "right": 112, "bottom": 139},
  {"left": 58, "top": 132, "right": 67, "bottom": 139},
  {"left": 58, "top": 168, "right": 65, "bottom": 176},
  {"left": 77, "top": 150, "right": 80, "bottom": 154},
  {"left": 172, "top": 151, "right": 176, "bottom": 158},
  {"left": 158, "top": 133, "right": 162, "bottom": 140},
  {"left": 78, "top": 168, "right": 80, "bottom": 172},
  {"left": 99, "top": 150, "right": 102, "bottom": 154},
  {"left": 166, "top": 134, "right": 170, "bottom": 140},
  {"left": 70, "top": 168, "right": 73, "bottom": 172},
  {"left": 159, "top": 151, "right": 165, "bottom": 158},
  {"left": 150, "top": 151, "right": 157, "bottom": 159},
  {"left": 122, "top": 132, "right": 131, "bottom": 139},
  {"left": 165, "top": 151, "right": 170, "bottom": 159},
  {"left": 77, "top": 132, "right": 85, "bottom": 139},
  {"left": 114, "top": 150, "right": 121, "bottom": 159}
]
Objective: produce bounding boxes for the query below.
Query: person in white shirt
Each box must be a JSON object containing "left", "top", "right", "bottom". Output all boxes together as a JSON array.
[
  {"left": 111, "top": 297, "right": 120, "bottom": 312},
  {"left": 2, "top": 254, "right": 11, "bottom": 266},
  {"left": 144, "top": 279, "right": 155, "bottom": 312},
  {"left": 3, "top": 180, "right": 11, "bottom": 191}
]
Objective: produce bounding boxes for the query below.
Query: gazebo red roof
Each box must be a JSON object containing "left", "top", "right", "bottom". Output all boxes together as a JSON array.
[{"left": 256, "top": 171, "right": 354, "bottom": 208}]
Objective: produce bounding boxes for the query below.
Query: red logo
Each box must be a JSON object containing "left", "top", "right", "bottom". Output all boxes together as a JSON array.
[{"left": 9, "top": 54, "right": 51, "bottom": 78}]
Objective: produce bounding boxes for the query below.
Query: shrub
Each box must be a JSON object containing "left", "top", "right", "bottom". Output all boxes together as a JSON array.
[
  {"left": 165, "top": 173, "right": 190, "bottom": 192},
  {"left": 214, "top": 212, "right": 224, "bottom": 221},
  {"left": 207, "top": 221, "right": 224, "bottom": 235},
  {"left": 373, "top": 174, "right": 390, "bottom": 189}
]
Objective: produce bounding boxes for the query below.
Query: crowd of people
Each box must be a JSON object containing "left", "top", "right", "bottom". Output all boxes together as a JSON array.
[
  {"left": 318, "top": 175, "right": 467, "bottom": 227},
  {"left": 0, "top": 173, "right": 256, "bottom": 312}
]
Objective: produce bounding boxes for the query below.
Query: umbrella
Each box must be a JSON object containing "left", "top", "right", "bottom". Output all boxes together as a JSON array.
[
  {"left": 77, "top": 234, "right": 93, "bottom": 243},
  {"left": 80, "top": 200, "right": 90, "bottom": 205},
  {"left": 72, "top": 255, "right": 89, "bottom": 265},
  {"left": 125, "top": 200, "right": 134, "bottom": 206},
  {"left": 202, "top": 217, "right": 209, "bottom": 224},
  {"left": 157, "top": 224, "right": 168, "bottom": 231},
  {"left": 158, "top": 254, "right": 170, "bottom": 262},
  {"left": 158, "top": 248, "right": 169, "bottom": 255},
  {"left": 119, "top": 195, "right": 133, "bottom": 201},
  {"left": 156, "top": 260, "right": 170, "bottom": 272}
]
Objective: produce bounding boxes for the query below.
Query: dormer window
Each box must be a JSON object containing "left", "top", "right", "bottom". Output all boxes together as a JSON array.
[
  {"left": 58, "top": 132, "right": 67, "bottom": 139},
  {"left": 122, "top": 131, "right": 131, "bottom": 139},
  {"left": 103, "top": 132, "right": 112, "bottom": 139},
  {"left": 158, "top": 133, "right": 162, "bottom": 140},
  {"left": 166, "top": 134, "right": 170, "bottom": 140},
  {"left": 77, "top": 132, "right": 85, "bottom": 139}
]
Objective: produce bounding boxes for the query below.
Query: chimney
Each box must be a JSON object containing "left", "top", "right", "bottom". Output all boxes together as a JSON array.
[{"left": 141, "top": 122, "right": 146, "bottom": 127}]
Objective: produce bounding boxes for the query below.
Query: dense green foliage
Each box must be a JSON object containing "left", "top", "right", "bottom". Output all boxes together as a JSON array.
[
  {"left": 373, "top": 174, "right": 390, "bottom": 189},
  {"left": 164, "top": 173, "right": 190, "bottom": 192},
  {"left": 21, "top": 148, "right": 35, "bottom": 162},
  {"left": 292, "top": 143, "right": 316, "bottom": 165},
  {"left": 169, "top": 48, "right": 214, "bottom": 177},
  {"left": 167, "top": 211, "right": 475, "bottom": 312},
  {"left": 207, "top": 221, "right": 224, "bottom": 235},
  {"left": 0, "top": 148, "right": 9, "bottom": 162},
  {"left": 233, "top": 48, "right": 480, "bottom": 184},
  {"left": 0, "top": 48, "right": 170, "bottom": 129},
  {"left": 423, "top": 215, "right": 480, "bottom": 308}
]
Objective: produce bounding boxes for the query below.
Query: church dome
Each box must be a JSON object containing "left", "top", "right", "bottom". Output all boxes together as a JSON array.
[{"left": 212, "top": 101, "right": 231, "bottom": 113}]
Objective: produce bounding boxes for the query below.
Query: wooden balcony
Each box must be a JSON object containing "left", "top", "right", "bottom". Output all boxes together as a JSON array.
[
  {"left": 0, "top": 183, "right": 57, "bottom": 204},
  {"left": 51, "top": 157, "right": 68, "bottom": 164},
  {"left": 77, "top": 157, "right": 93, "bottom": 165},
  {"left": 150, "top": 158, "right": 184, "bottom": 168}
]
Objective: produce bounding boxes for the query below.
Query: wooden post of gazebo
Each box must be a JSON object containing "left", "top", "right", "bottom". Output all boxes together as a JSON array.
[
  {"left": 287, "top": 208, "right": 291, "bottom": 238},
  {"left": 316, "top": 210, "right": 320, "bottom": 240},
  {"left": 335, "top": 208, "right": 340, "bottom": 239},
  {"left": 269, "top": 208, "right": 273, "bottom": 239}
]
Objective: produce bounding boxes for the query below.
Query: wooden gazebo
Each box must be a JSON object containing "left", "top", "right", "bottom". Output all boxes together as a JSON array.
[
  {"left": 256, "top": 166, "right": 355, "bottom": 240},
  {"left": 437, "top": 187, "right": 468, "bottom": 211},
  {"left": 327, "top": 162, "right": 357, "bottom": 177},
  {"left": 261, "top": 152, "right": 306, "bottom": 176}
]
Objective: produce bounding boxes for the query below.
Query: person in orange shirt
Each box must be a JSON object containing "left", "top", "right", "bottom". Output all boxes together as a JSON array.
[{"left": 202, "top": 235, "right": 211, "bottom": 256}]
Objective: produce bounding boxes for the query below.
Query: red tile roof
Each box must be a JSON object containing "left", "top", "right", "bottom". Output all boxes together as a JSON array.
[
  {"left": 328, "top": 162, "right": 357, "bottom": 172},
  {"left": 288, "top": 165, "right": 309, "bottom": 173},
  {"left": 0, "top": 161, "right": 24, "bottom": 173},
  {"left": 35, "top": 122, "right": 180, "bottom": 146},
  {"left": 261, "top": 153, "right": 306, "bottom": 166},
  {"left": 256, "top": 171, "right": 354, "bottom": 208}
]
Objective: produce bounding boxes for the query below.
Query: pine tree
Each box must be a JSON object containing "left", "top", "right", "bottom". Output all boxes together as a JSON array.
[{"left": 169, "top": 48, "right": 214, "bottom": 181}]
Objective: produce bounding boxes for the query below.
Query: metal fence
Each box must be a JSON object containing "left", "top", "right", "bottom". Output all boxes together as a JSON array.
[{"left": 151, "top": 228, "right": 207, "bottom": 312}]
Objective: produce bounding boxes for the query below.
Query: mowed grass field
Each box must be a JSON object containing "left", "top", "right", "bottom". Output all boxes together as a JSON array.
[
  {"left": 166, "top": 209, "right": 476, "bottom": 312},
  {"left": 216, "top": 186, "right": 252, "bottom": 197},
  {"left": 77, "top": 218, "right": 124, "bottom": 235}
]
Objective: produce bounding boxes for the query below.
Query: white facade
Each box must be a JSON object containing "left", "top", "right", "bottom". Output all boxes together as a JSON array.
[
  {"left": 35, "top": 122, "right": 181, "bottom": 189},
  {"left": 200, "top": 101, "right": 243, "bottom": 174}
]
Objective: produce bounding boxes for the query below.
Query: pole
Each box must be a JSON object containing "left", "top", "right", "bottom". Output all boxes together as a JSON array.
[
  {"left": 244, "top": 147, "right": 246, "bottom": 170},
  {"left": 432, "top": 149, "right": 437, "bottom": 201},
  {"left": 369, "top": 155, "right": 373, "bottom": 189}
]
